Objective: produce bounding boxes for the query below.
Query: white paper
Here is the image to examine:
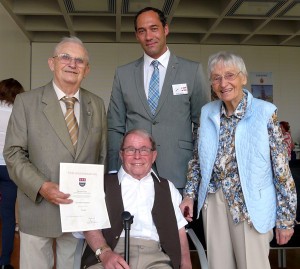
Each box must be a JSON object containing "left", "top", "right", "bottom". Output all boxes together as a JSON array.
[{"left": 59, "top": 163, "right": 110, "bottom": 232}]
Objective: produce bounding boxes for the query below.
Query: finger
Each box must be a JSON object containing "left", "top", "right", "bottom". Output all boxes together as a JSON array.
[
  {"left": 275, "top": 230, "right": 280, "bottom": 244},
  {"left": 56, "top": 197, "right": 73, "bottom": 204},
  {"left": 184, "top": 206, "right": 189, "bottom": 217},
  {"left": 118, "top": 259, "right": 130, "bottom": 269}
]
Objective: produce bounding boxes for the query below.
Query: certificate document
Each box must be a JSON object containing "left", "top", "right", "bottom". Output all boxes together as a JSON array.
[{"left": 59, "top": 163, "right": 110, "bottom": 232}]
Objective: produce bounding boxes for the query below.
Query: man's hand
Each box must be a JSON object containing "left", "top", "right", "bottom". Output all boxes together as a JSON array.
[
  {"left": 276, "top": 227, "right": 294, "bottom": 245},
  {"left": 39, "top": 181, "right": 72, "bottom": 205},
  {"left": 100, "top": 250, "right": 130, "bottom": 269},
  {"left": 179, "top": 197, "right": 194, "bottom": 222}
]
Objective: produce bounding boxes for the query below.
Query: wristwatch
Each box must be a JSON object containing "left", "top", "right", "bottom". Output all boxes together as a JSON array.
[{"left": 95, "top": 244, "right": 110, "bottom": 262}]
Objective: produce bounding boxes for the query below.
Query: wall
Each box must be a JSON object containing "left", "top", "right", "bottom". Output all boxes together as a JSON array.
[
  {"left": 0, "top": 4, "right": 30, "bottom": 90},
  {"left": 31, "top": 42, "right": 300, "bottom": 143}
]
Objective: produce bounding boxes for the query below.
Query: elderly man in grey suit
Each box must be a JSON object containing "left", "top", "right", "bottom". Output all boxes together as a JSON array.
[
  {"left": 107, "top": 7, "right": 209, "bottom": 189},
  {"left": 4, "top": 37, "right": 107, "bottom": 269}
]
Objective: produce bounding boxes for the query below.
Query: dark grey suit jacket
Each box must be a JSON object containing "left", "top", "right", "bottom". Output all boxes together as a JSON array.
[
  {"left": 107, "top": 54, "right": 209, "bottom": 188},
  {"left": 4, "top": 82, "right": 107, "bottom": 237}
]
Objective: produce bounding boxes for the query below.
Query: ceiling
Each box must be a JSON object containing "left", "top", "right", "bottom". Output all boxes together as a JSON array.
[{"left": 2, "top": 0, "right": 300, "bottom": 46}]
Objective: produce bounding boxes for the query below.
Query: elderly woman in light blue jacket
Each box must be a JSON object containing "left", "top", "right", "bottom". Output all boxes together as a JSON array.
[{"left": 180, "top": 51, "right": 297, "bottom": 269}]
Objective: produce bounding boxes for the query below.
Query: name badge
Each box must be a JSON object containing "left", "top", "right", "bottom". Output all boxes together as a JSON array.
[{"left": 172, "top": 83, "right": 188, "bottom": 95}]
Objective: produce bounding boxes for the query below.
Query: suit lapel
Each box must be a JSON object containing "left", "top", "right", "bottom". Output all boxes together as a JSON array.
[
  {"left": 42, "top": 83, "right": 76, "bottom": 157},
  {"left": 155, "top": 54, "right": 178, "bottom": 116},
  {"left": 134, "top": 58, "right": 155, "bottom": 118},
  {"left": 76, "top": 89, "right": 92, "bottom": 158},
  {"left": 134, "top": 55, "right": 179, "bottom": 118}
]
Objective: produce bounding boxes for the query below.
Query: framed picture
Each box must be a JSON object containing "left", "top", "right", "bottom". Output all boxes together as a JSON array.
[{"left": 250, "top": 72, "right": 273, "bottom": 103}]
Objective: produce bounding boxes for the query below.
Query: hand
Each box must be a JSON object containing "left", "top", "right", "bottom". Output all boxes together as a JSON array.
[
  {"left": 276, "top": 227, "right": 294, "bottom": 245},
  {"left": 101, "top": 250, "right": 130, "bottom": 269},
  {"left": 39, "top": 181, "right": 72, "bottom": 205},
  {"left": 179, "top": 197, "right": 194, "bottom": 222}
]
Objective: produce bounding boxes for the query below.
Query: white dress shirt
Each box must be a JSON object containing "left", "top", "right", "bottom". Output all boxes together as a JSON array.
[
  {"left": 143, "top": 49, "right": 170, "bottom": 98},
  {"left": 53, "top": 81, "right": 80, "bottom": 125},
  {"left": 118, "top": 166, "right": 187, "bottom": 242}
]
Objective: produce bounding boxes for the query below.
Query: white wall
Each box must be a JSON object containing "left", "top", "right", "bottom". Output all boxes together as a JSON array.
[
  {"left": 31, "top": 42, "right": 300, "bottom": 143},
  {"left": 0, "top": 4, "right": 30, "bottom": 90}
]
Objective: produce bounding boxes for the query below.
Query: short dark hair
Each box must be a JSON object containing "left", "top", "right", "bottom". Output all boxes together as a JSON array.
[
  {"left": 0, "top": 78, "right": 24, "bottom": 105},
  {"left": 134, "top": 7, "right": 167, "bottom": 32},
  {"left": 280, "top": 121, "right": 290, "bottom": 132},
  {"left": 121, "top": 129, "right": 156, "bottom": 151}
]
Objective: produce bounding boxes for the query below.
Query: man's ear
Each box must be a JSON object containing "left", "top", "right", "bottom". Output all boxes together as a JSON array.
[
  {"left": 164, "top": 24, "right": 169, "bottom": 36},
  {"left": 152, "top": 150, "right": 158, "bottom": 164},
  {"left": 83, "top": 64, "right": 90, "bottom": 78},
  {"left": 119, "top": 151, "right": 123, "bottom": 163},
  {"left": 48, "top": 57, "right": 55, "bottom": 72}
]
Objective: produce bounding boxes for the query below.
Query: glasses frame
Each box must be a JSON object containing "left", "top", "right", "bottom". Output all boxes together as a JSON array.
[
  {"left": 122, "top": 147, "right": 154, "bottom": 156},
  {"left": 53, "top": 53, "right": 87, "bottom": 67},
  {"left": 210, "top": 71, "right": 242, "bottom": 85}
]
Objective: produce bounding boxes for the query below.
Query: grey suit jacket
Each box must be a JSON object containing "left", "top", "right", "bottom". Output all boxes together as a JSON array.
[
  {"left": 107, "top": 54, "right": 209, "bottom": 188},
  {"left": 4, "top": 82, "right": 107, "bottom": 237}
]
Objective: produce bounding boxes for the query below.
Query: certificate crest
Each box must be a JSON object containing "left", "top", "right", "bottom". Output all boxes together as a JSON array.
[{"left": 79, "top": 178, "right": 86, "bottom": 187}]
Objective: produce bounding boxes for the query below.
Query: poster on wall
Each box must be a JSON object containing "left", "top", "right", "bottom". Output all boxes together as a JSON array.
[{"left": 250, "top": 72, "right": 273, "bottom": 103}]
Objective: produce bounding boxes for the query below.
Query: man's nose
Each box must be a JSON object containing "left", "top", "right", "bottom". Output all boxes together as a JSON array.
[{"left": 133, "top": 149, "right": 141, "bottom": 157}]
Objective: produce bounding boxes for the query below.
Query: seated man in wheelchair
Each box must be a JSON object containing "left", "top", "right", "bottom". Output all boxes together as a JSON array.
[{"left": 82, "top": 129, "right": 191, "bottom": 269}]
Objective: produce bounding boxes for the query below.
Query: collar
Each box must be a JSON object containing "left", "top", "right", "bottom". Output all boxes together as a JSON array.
[
  {"left": 52, "top": 81, "right": 80, "bottom": 102},
  {"left": 117, "top": 166, "right": 160, "bottom": 185},
  {"left": 221, "top": 91, "right": 247, "bottom": 119},
  {"left": 143, "top": 48, "right": 170, "bottom": 69}
]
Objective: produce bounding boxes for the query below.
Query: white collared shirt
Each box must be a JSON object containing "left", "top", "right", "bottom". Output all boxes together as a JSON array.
[
  {"left": 52, "top": 81, "right": 81, "bottom": 124},
  {"left": 143, "top": 49, "right": 170, "bottom": 98},
  {"left": 118, "top": 166, "right": 187, "bottom": 241}
]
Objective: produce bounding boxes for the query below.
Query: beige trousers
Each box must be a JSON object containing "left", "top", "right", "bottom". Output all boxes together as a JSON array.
[
  {"left": 88, "top": 237, "right": 172, "bottom": 269},
  {"left": 202, "top": 189, "right": 273, "bottom": 269},
  {"left": 20, "top": 231, "right": 78, "bottom": 269}
]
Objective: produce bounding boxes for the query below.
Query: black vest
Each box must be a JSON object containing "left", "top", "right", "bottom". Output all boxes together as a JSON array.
[{"left": 81, "top": 173, "right": 181, "bottom": 269}]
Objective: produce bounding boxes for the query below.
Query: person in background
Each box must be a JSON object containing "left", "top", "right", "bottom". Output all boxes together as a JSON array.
[
  {"left": 180, "top": 51, "right": 297, "bottom": 269},
  {"left": 82, "top": 129, "right": 191, "bottom": 269},
  {"left": 280, "top": 121, "right": 295, "bottom": 161},
  {"left": 0, "top": 78, "right": 24, "bottom": 269},
  {"left": 4, "top": 37, "right": 107, "bottom": 269},
  {"left": 107, "top": 6, "right": 209, "bottom": 190}
]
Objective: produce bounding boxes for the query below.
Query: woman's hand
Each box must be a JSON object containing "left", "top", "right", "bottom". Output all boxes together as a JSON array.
[
  {"left": 180, "top": 197, "right": 194, "bottom": 222},
  {"left": 275, "top": 227, "right": 294, "bottom": 245}
]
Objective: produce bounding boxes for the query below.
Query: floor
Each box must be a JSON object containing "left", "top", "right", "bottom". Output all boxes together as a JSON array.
[{"left": 2, "top": 229, "right": 300, "bottom": 269}]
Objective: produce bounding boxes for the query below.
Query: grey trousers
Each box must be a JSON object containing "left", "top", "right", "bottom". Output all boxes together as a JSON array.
[{"left": 88, "top": 237, "right": 172, "bottom": 269}]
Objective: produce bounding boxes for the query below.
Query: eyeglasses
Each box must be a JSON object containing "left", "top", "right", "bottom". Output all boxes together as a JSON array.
[
  {"left": 210, "top": 71, "right": 241, "bottom": 85},
  {"left": 122, "top": 147, "right": 154, "bottom": 156},
  {"left": 53, "top": 53, "right": 87, "bottom": 67}
]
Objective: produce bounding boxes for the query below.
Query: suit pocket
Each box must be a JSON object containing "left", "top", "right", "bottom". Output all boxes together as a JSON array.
[{"left": 178, "top": 140, "right": 193, "bottom": 151}]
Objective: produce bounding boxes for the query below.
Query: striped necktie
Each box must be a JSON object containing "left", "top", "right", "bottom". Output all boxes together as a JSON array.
[
  {"left": 61, "top": 96, "right": 79, "bottom": 148},
  {"left": 148, "top": 60, "right": 160, "bottom": 115}
]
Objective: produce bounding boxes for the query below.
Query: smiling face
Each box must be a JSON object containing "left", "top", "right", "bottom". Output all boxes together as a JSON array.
[
  {"left": 48, "top": 41, "right": 90, "bottom": 95},
  {"left": 211, "top": 62, "right": 247, "bottom": 112},
  {"left": 135, "top": 10, "right": 169, "bottom": 59},
  {"left": 120, "top": 132, "right": 157, "bottom": 180}
]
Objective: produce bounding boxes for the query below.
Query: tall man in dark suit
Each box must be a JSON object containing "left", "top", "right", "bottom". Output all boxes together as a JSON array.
[
  {"left": 4, "top": 37, "right": 107, "bottom": 269},
  {"left": 107, "top": 7, "right": 209, "bottom": 189}
]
